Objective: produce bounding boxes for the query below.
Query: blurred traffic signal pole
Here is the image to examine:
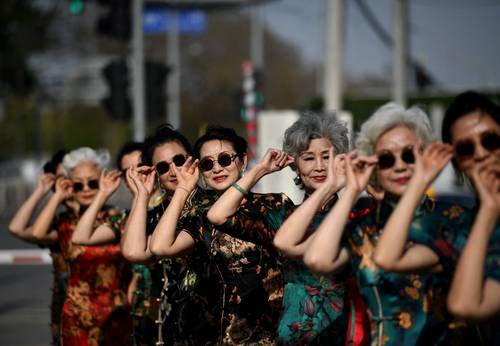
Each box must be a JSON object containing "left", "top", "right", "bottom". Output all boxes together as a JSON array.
[{"left": 131, "top": 0, "right": 146, "bottom": 141}]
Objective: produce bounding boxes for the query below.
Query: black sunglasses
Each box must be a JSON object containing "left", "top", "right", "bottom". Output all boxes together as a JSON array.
[
  {"left": 73, "top": 179, "right": 99, "bottom": 192},
  {"left": 155, "top": 154, "right": 187, "bottom": 175},
  {"left": 377, "top": 145, "right": 415, "bottom": 170},
  {"left": 454, "top": 131, "right": 499, "bottom": 160},
  {"left": 199, "top": 152, "right": 238, "bottom": 172}
]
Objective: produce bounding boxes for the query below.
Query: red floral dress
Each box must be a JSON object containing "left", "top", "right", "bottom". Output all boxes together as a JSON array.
[{"left": 52, "top": 208, "right": 132, "bottom": 346}]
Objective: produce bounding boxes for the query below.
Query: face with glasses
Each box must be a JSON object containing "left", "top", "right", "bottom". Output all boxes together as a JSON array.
[
  {"left": 69, "top": 161, "right": 102, "bottom": 207},
  {"left": 374, "top": 125, "right": 419, "bottom": 197},
  {"left": 450, "top": 110, "right": 500, "bottom": 176},
  {"left": 199, "top": 139, "right": 247, "bottom": 191},
  {"left": 152, "top": 141, "right": 189, "bottom": 192}
]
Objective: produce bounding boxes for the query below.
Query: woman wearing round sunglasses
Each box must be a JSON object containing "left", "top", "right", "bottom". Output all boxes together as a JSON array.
[
  {"left": 303, "top": 103, "right": 466, "bottom": 345},
  {"left": 31, "top": 147, "right": 132, "bottom": 345},
  {"left": 149, "top": 125, "right": 292, "bottom": 344},
  {"left": 371, "top": 91, "right": 500, "bottom": 323},
  {"left": 206, "top": 114, "right": 371, "bottom": 345}
]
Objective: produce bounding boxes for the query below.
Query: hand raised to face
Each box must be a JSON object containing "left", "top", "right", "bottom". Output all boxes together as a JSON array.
[
  {"left": 344, "top": 150, "right": 378, "bottom": 196},
  {"left": 37, "top": 173, "right": 57, "bottom": 194},
  {"left": 258, "top": 149, "right": 294, "bottom": 174},
  {"left": 54, "top": 176, "right": 73, "bottom": 202},
  {"left": 412, "top": 142, "right": 454, "bottom": 187},
  {"left": 470, "top": 157, "right": 500, "bottom": 213},
  {"left": 171, "top": 156, "right": 200, "bottom": 193},
  {"left": 126, "top": 165, "right": 156, "bottom": 198},
  {"left": 99, "top": 169, "right": 122, "bottom": 198}
]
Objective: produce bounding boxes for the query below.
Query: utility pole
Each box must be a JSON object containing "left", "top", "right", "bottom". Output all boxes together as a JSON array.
[
  {"left": 250, "top": 5, "right": 264, "bottom": 70},
  {"left": 324, "top": 0, "right": 344, "bottom": 112},
  {"left": 393, "top": 0, "right": 408, "bottom": 106},
  {"left": 167, "top": 10, "right": 181, "bottom": 129},
  {"left": 132, "top": 0, "right": 146, "bottom": 141}
]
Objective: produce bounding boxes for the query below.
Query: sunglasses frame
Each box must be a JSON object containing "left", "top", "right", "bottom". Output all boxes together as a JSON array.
[
  {"left": 454, "top": 131, "right": 500, "bottom": 160},
  {"left": 73, "top": 179, "right": 99, "bottom": 192},
  {"left": 155, "top": 154, "right": 187, "bottom": 175},
  {"left": 377, "top": 145, "right": 415, "bottom": 170},
  {"left": 199, "top": 152, "right": 238, "bottom": 172}
]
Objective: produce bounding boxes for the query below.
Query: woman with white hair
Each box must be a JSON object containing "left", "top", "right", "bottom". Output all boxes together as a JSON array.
[
  {"left": 32, "top": 147, "right": 132, "bottom": 346},
  {"left": 303, "top": 103, "right": 469, "bottom": 345}
]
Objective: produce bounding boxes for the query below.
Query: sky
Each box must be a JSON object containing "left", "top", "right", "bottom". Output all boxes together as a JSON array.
[{"left": 261, "top": 0, "right": 500, "bottom": 92}]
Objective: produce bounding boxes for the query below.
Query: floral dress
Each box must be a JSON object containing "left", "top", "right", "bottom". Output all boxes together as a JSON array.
[
  {"left": 346, "top": 197, "right": 474, "bottom": 346},
  {"left": 219, "top": 193, "right": 369, "bottom": 346},
  {"left": 47, "top": 240, "right": 68, "bottom": 346},
  {"left": 54, "top": 207, "right": 133, "bottom": 346},
  {"left": 181, "top": 190, "right": 285, "bottom": 345}
]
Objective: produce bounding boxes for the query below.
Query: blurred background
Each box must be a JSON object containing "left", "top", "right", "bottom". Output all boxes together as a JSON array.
[{"left": 1, "top": 0, "right": 499, "bottom": 343}]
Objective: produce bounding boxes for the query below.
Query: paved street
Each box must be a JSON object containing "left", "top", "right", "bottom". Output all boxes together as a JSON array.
[{"left": 0, "top": 216, "right": 52, "bottom": 346}]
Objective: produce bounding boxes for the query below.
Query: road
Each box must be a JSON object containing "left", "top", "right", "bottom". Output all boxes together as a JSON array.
[{"left": 0, "top": 216, "right": 52, "bottom": 346}]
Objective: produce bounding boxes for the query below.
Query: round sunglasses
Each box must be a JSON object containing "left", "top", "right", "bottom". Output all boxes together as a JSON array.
[
  {"left": 377, "top": 145, "right": 415, "bottom": 170},
  {"left": 454, "top": 131, "right": 499, "bottom": 160},
  {"left": 155, "top": 154, "right": 187, "bottom": 175},
  {"left": 73, "top": 179, "right": 99, "bottom": 192},
  {"left": 199, "top": 152, "right": 238, "bottom": 172}
]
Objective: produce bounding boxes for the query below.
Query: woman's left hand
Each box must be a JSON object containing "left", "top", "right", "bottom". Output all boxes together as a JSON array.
[
  {"left": 99, "top": 169, "right": 122, "bottom": 198},
  {"left": 257, "top": 149, "right": 294, "bottom": 175}
]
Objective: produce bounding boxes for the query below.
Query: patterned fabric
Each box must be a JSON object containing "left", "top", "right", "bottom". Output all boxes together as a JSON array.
[
  {"left": 181, "top": 190, "right": 285, "bottom": 345},
  {"left": 347, "top": 197, "right": 470, "bottom": 346},
  {"left": 48, "top": 241, "right": 68, "bottom": 346},
  {"left": 54, "top": 207, "right": 133, "bottom": 346},
  {"left": 219, "top": 193, "right": 366, "bottom": 346}
]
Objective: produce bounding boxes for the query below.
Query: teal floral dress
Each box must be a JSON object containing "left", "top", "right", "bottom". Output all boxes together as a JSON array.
[
  {"left": 220, "top": 193, "right": 369, "bottom": 346},
  {"left": 346, "top": 197, "right": 473, "bottom": 346},
  {"left": 182, "top": 191, "right": 286, "bottom": 345}
]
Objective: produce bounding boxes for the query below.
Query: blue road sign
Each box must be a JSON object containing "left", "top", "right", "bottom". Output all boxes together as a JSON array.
[{"left": 144, "top": 7, "right": 207, "bottom": 34}]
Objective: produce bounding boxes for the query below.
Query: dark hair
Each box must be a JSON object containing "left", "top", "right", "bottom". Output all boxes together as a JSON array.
[
  {"left": 142, "top": 124, "right": 192, "bottom": 166},
  {"left": 116, "top": 141, "right": 143, "bottom": 169},
  {"left": 43, "top": 149, "right": 67, "bottom": 174},
  {"left": 442, "top": 90, "right": 500, "bottom": 144},
  {"left": 193, "top": 125, "right": 247, "bottom": 159}
]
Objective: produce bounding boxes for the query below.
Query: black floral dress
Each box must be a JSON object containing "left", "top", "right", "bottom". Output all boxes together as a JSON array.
[{"left": 181, "top": 190, "right": 286, "bottom": 345}]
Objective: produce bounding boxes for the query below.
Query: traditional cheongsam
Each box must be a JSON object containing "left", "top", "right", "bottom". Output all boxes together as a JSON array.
[
  {"left": 48, "top": 240, "right": 69, "bottom": 346},
  {"left": 347, "top": 197, "right": 468, "bottom": 346},
  {"left": 156, "top": 189, "right": 221, "bottom": 346},
  {"left": 55, "top": 207, "right": 133, "bottom": 346},
  {"left": 181, "top": 190, "right": 285, "bottom": 345},
  {"left": 219, "top": 193, "right": 369, "bottom": 346}
]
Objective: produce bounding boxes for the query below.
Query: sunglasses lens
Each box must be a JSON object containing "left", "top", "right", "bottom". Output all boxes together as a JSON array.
[
  {"left": 377, "top": 153, "right": 395, "bottom": 170},
  {"left": 156, "top": 161, "right": 170, "bottom": 175},
  {"left": 481, "top": 132, "right": 500, "bottom": 152},
  {"left": 88, "top": 180, "right": 99, "bottom": 190},
  {"left": 401, "top": 148, "right": 415, "bottom": 164},
  {"left": 199, "top": 158, "right": 214, "bottom": 172},
  {"left": 218, "top": 153, "right": 233, "bottom": 167},
  {"left": 455, "top": 141, "right": 475, "bottom": 158},
  {"left": 173, "top": 154, "right": 187, "bottom": 167},
  {"left": 73, "top": 182, "right": 83, "bottom": 192}
]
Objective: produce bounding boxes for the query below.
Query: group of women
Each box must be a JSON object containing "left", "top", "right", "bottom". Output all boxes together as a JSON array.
[{"left": 8, "top": 90, "right": 499, "bottom": 345}]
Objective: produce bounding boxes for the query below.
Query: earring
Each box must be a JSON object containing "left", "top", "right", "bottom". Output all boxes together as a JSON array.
[{"left": 293, "top": 175, "right": 302, "bottom": 186}]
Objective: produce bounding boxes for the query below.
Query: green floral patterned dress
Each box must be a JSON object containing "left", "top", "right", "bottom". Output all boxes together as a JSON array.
[
  {"left": 219, "top": 193, "right": 369, "bottom": 346},
  {"left": 346, "top": 197, "right": 474, "bottom": 346}
]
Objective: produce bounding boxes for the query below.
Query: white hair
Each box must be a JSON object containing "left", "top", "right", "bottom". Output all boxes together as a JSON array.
[
  {"left": 62, "top": 147, "right": 110, "bottom": 175},
  {"left": 355, "top": 102, "right": 435, "bottom": 155}
]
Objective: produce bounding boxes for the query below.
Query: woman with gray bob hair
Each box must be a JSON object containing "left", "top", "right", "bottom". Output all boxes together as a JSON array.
[
  {"left": 62, "top": 147, "right": 111, "bottom": 174},
  {"left": 283, "top": 111, "right": 349, "bottom": 165},
  {"left": 355, "top": 102, "right": 434, "bottom": 156}
]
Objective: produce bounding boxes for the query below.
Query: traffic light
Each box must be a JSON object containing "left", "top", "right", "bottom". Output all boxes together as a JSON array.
[
  {"left": 96, "top": 0, "right": 131, "bottom": 41},
  {"left": 101, "top": 59, "right": 131, "bottom": 120},
  {"left": 69, "top": 0, "right": 85, "bottom": 15},
  {"left": 145, "top": 61, "right": 170, "bottom": 120}
]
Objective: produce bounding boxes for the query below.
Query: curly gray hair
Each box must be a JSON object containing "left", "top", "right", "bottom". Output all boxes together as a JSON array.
[
  {"left": 63, "top": 147, "right": 110, "bottom": 175},
  {"left": 283, "top": 111, "right": 349, "bottom": 163},
  {"left": 355, "top": 102, "right": 434, "bottom": 155}
]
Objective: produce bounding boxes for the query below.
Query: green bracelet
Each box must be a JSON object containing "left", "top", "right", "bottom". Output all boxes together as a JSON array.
[{"left": 231, "top": 183, "right": 249, "bottom": 196}]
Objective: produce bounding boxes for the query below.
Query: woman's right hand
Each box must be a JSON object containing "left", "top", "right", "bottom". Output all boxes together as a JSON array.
[
  {"left": 36, "top": 173, "right": 56, "bottom": 194},
  {"left": 412, "top": 142, "right": 453, "bottom": 187},
  {"left": 54, "top": 177, "right": 73, "bottom": 202},
  {"left": 172, "top": 156, "right": 199, "bottom": 193},
  {"left": 127, "top": 165, "right": 156, "bottom": 198},
  {"left": 345, "top": 150, "right": 378, "bottom": 195}
]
